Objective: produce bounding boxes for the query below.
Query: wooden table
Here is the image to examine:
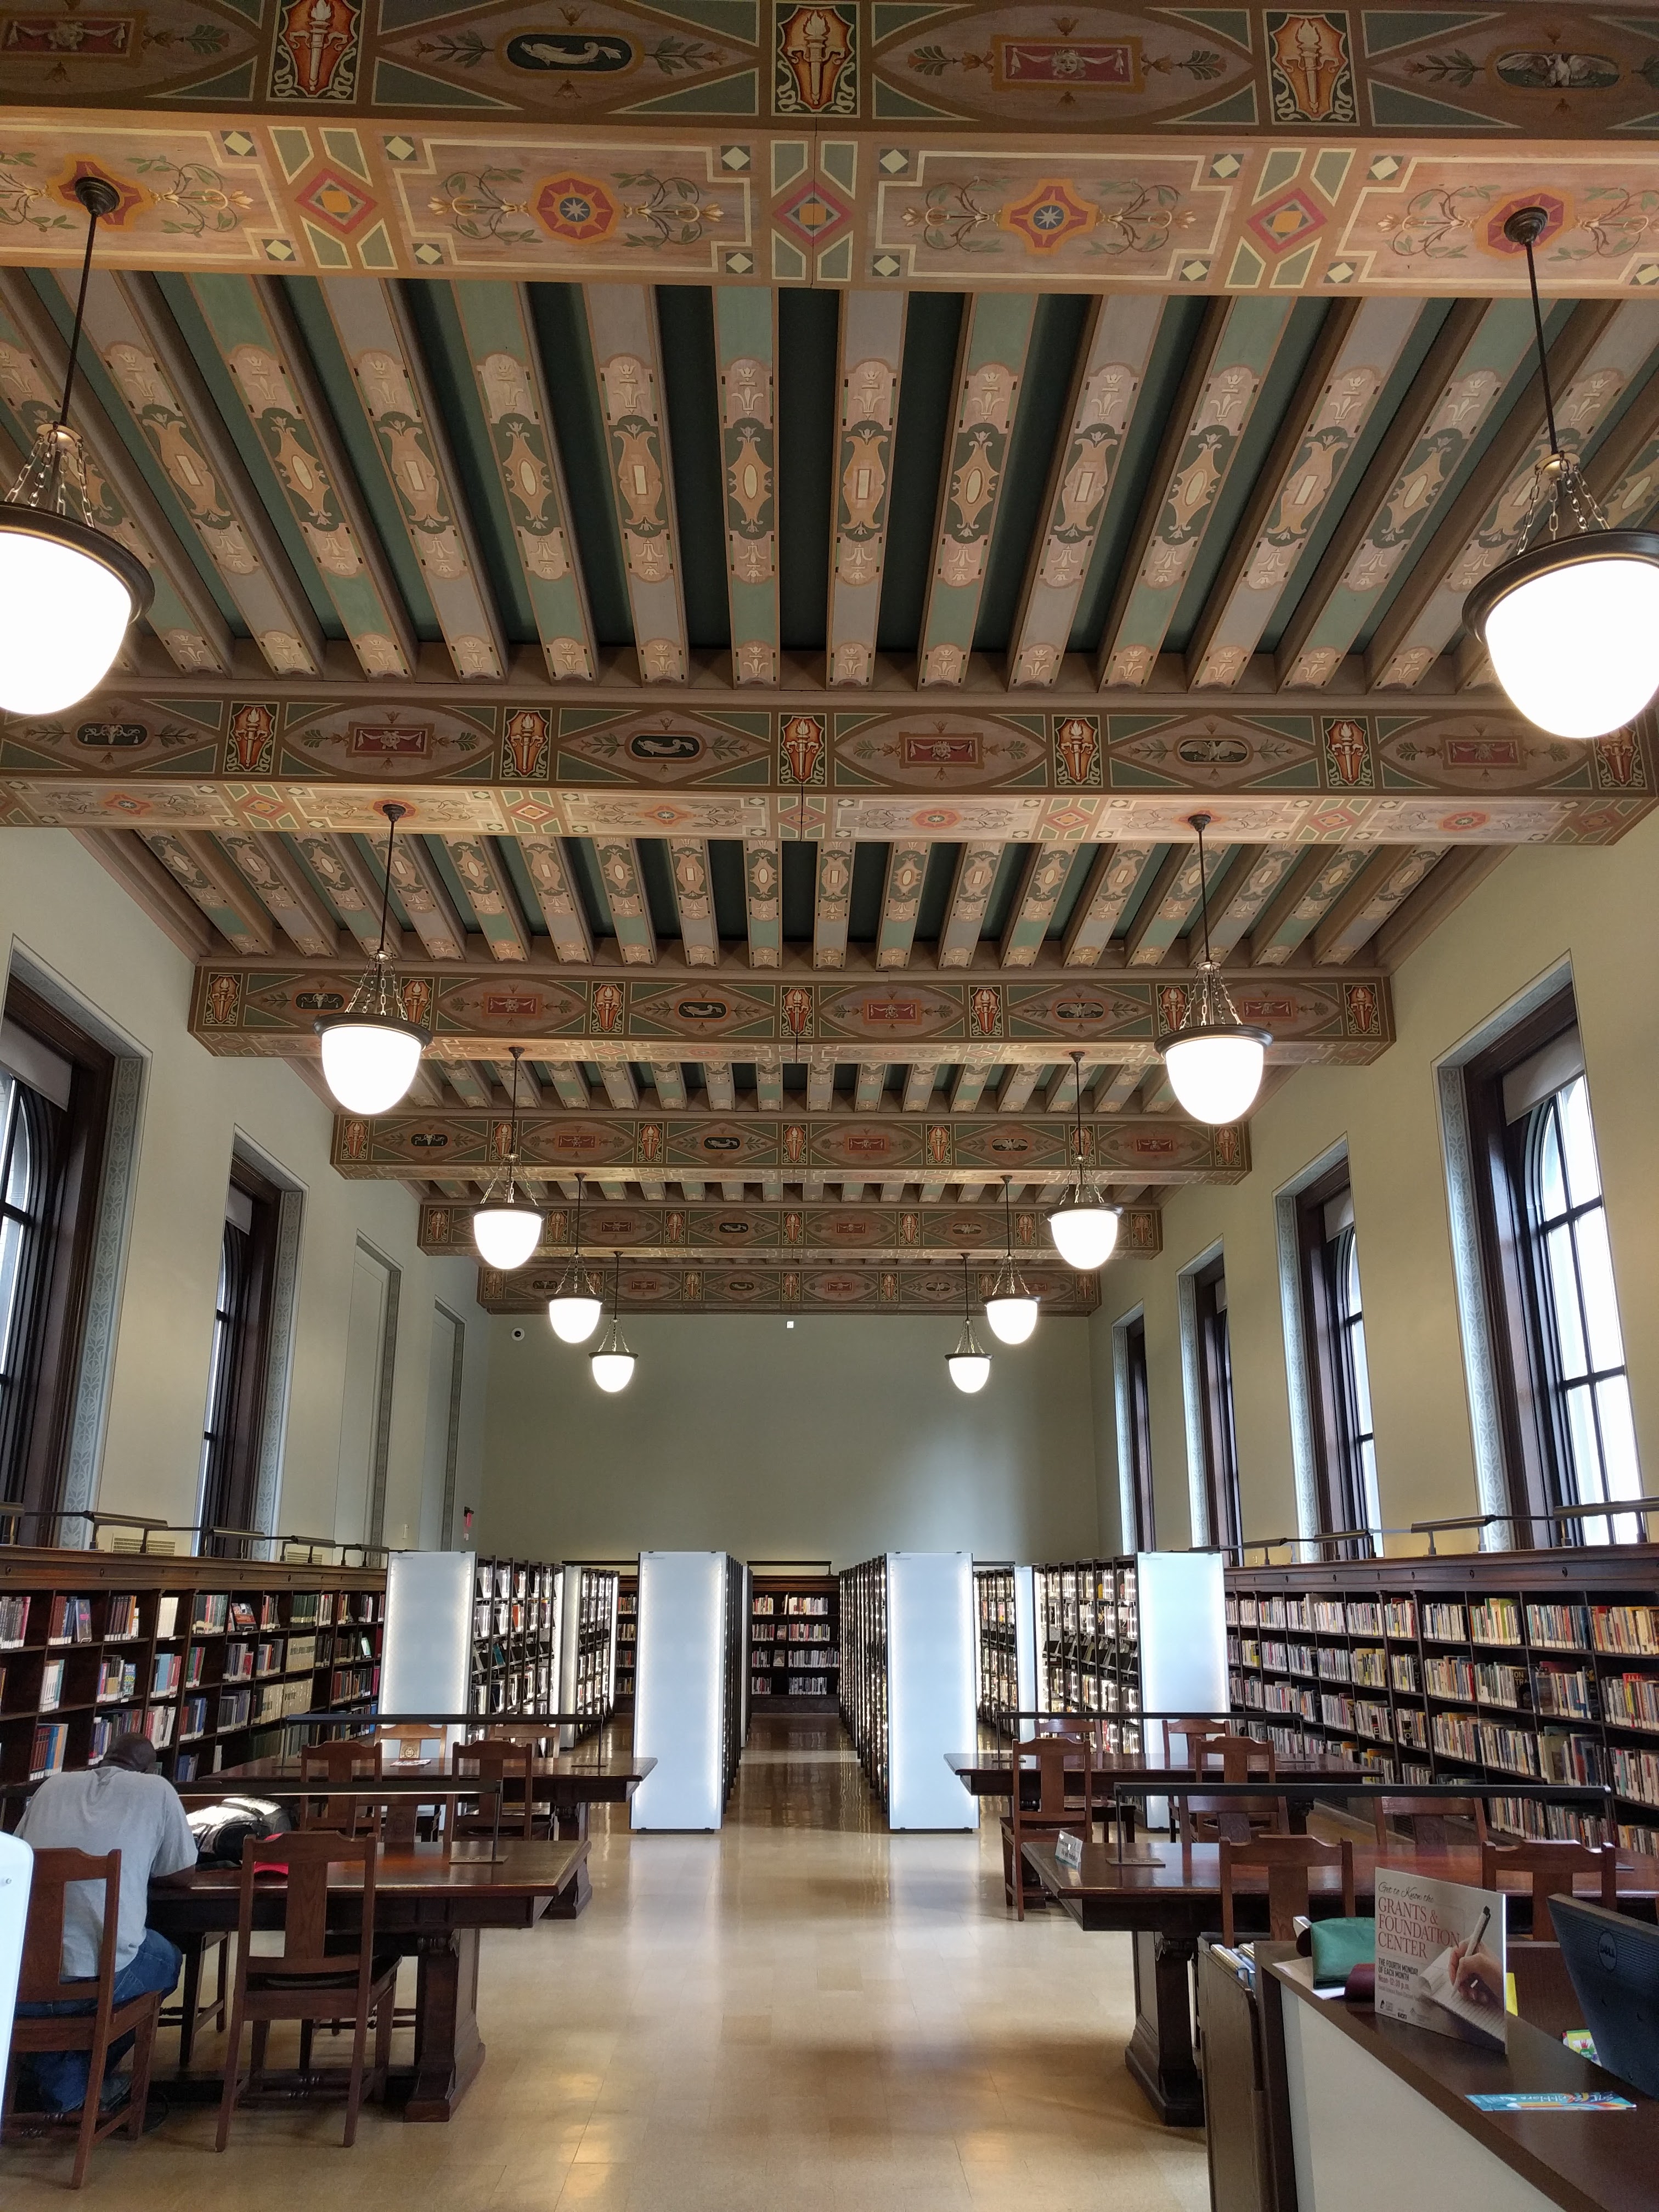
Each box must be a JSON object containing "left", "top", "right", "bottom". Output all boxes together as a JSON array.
[
  {"left": 149, "top": 1837, "right": 586, "bottom": 2121},
  {"left": 211, "top": 1750, "right": 655, "bottom": 1917},
  {"left": 1020, "top": 1836, "right": 1659, "bottom": 2130},
  {"left": 946, "top": 1748, "right": 1365, "bottom": 1799}
]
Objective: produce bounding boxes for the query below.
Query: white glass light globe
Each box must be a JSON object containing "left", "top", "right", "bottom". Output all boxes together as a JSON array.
[
  {"left": 591, "top": 1349, "right": 635, "bottom": 1393},
  {"left": 984, "top": 1293, "right": 1039, "bottom": 1345},
  {"left": 472, "top": 1203, "right": 542, "bottom": 1271},
  {"left": 1048, "top": 1202, "right": 1121, "bottom": 1271},
  {"left": 0, "top": 521, "right": 139, "bottom": 715},
  {"left": 318, "top": 1020, "right": 423, "bottom": 1115},
  {"left": 1482, "top": 553, "right": 1659, "bottom": 738},
  {"left": 1164, "top": 1030, "right": 1265, "bottom": 1125},
  {"left": 947, "top": 1352, "right": 991, "bottom": 1395},
  {"left": 548, "top": 1291, "right": 603, "bottom": 1344}
]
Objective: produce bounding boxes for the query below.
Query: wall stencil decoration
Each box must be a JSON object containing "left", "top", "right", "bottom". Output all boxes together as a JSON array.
[
  {"left": 1266, "top": 12, "right": 1354, "bottom": 125},
  {"left": 270, "top": 0, "right": 360, "bottom": 102},
  {"left": 774, "top": 3, "right": 856, "bottom": 117}
]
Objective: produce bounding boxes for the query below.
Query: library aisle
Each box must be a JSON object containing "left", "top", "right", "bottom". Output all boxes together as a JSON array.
[{"left": 3, "top": 1714, "right": 1206, "bottom": 2211}]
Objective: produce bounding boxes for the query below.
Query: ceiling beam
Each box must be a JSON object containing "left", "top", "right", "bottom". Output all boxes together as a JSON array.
[
  {"left": 918, "top": 294, "right": 1039, "bottom": 689},
  {"left": 584, "top": 285, "right": 687, "bottom": 685},
  {"left": 1373, "top": 846, "right": 1510, "bottom": 969},
  {"left": 743, "top": 839, "right": 782, "bottom": 967},
  {"left": 936, "top": 842, "right": 1004, "bottom": 969},
  {"left": 517, "top": 838, "right": 593, "bottom": 964},
  {"left": 290, "top": 832, "right": 402, "bottom": 958},
  {"left": 388, "top": 837, "right": 467, "bottom": 961},
  {"left": 826, "top": 291, "right": 906, "bottom": 689},
  {"left": 811, "top": 836, "right": 855, "bottom": 969},
  {"left": 478, "top": 1260, "right": 1104, "bottom": 1318},
  {"left": 999, "top": 847, "right": 1076, "bottom": 967},
  {"left": 667, "top": 837, "right": 719, "bottom": 967},
  {"left": 144, "top": 832, "right": 273, "bottom": 954},
  {"left": 1120, "top": 840, "right": 1225, "bottom": 969},
  {"left": 875, "top": 840, "right": 930, "bottom": 969},
  {"left": 1312, "top": 846, "right": 1445, "bottom": 966},
  {"left": 1096, "top": 296, "right": 1294, "bottom": 690},
  {"left": 441, "top": 835, "right": 531, "bottom": 962},
  {"left": 713, "top": 286, "right": 778, "bottom": 687},
  {"left": 1199, "top": 846, "right": 1303, "bottom": 962},
  {"left": 591, "top": 838, "right": 656, "bottom": 965},
  {"left": 1062, "top": 844, "right": 1158, "bottom": 968},
  {"left": 73, "top": 830, "right": 217, "bottom": 961},
  {"left": 1009, "top": 294, "right": 1162, "bottom": 689},
  {"left": 1247, "top": 848, "right": 1370, "bottom": 968},
  {"left": 216, "top": 831, "right": 338, "bottom": 957}
]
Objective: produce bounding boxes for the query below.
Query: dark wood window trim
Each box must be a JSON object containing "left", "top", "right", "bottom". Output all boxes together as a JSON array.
[
  {"left": 1122, "top": 1312, "right": 1155, "bottom": 1552},
  {"left": 1193, "top": 1254, "right": 1242, "bottom": 1560},
  {"left": 1295, "top": 1158, "right": 1377, "bottom": 1559},
  {"left": 198, "top": 1158, "right": 280, "bottom": 1555},
  {"left": 0, "top": 979, "right": 113, "bottom": 1534}
]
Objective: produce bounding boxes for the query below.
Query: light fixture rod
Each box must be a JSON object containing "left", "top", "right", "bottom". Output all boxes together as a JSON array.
[
  {"left": 1509, "top": 206, "right": 1560, "bottom": 459},
  {"left": 1070, "top": 1048, "right": 1086, "bottom": 1177},
  {"left": 1189, "top": 811, "right": 1214, "bottom": 965},
  {"left": 374, "top": 802, "right": 404, "bottom": 960}
]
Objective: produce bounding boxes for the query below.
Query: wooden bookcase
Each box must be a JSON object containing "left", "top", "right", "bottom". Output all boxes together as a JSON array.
[
  {"left": 614, "top": 1572, "right": 636, "bottom": 1709},
  {"left": 973, "top": 1565, "right": 1017, "bottom": 1735},
  {"left": 1032, "top": 1559, "right": 1143, "bottom": 1752},
  {"left": 0, "top": 1547, "right": 383, "bottom": 1795},
  {"left": 837, "top": 1556, "right": 888, "bottom": 1806},
  {"left": 748, "top": 1566, "right": 838, "bottom": 1711},
  {"left": 567, "top": 1566, "right": 619, "bottom": 1736},
  {"left": 1226, "top": 1546, "right": 1659, "bottom": 1852},
  {"left": 469, "top": 1556, "right": 559, "bottom": 1719}
]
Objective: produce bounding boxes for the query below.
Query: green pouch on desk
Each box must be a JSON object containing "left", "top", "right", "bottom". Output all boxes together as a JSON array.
[{"left": 1310, "top": 1917, "right": 1374, "bottom": 1990}]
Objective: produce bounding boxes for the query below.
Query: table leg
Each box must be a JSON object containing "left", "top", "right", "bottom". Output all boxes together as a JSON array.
[
  {"left": 405, "top": 1930, "right": 486, "bottom": 2121},
  {"left": 1126, "top": 1931, "right": 1204, "bottom": 2127}
]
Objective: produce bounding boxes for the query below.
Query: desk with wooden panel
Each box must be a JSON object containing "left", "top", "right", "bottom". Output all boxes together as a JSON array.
[
  {"left": 945, "top": 1748, "right": 1364, "bottom": 1800},
  {"left": 1020, "top": 1837, "right": 1659, "bottom": 2129},
  {"left": 148, "top": 1836, "right": 586, "bottom": 2121}
]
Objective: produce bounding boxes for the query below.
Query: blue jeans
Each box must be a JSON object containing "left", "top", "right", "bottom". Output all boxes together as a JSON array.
[{"left": 18, "top": 1926, "right": 182, "bottom": 2112}]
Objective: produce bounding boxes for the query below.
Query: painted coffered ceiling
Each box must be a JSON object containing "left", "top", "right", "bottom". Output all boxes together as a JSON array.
[{"left": 4, "top": 3, "right": 1658, "bottom": 1310}]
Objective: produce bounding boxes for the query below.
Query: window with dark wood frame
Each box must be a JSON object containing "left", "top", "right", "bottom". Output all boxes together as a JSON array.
[
  {"left": 1122, "top": 1312, "right": 1156, "bottom": 1551},
  {"left": 1462, "top": 986, "right": 1640, "bottom": 1547},
  {"left": 1193, "top": 1255, "right": 1242, "bottom": 1559},
  {"left": 196, "top": 1163, "right": 280, "bottom": 1554},
  {"left": 1295, "top": 1160, "right": 1380, "bottom": 1557},
  {"left": 0, "top": 979, "right": 114, "bottom": 1538}
]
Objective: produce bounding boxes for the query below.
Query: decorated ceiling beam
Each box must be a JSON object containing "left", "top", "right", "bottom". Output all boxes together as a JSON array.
[
  {"left": 1120, "top": 838, "right": 1234, "bottom": 968},
  {"left": 1201, "top": 844, "right": 1306, "bottom": 961},
  {"left": 190, "top": 960, "right": 1394, "bottom": 1066},
  {"left": 450, "top": 281, "right": 596, "bottom": 684},
  {"left": 590, "top": 837, "right": 657, "bottom": 964},
  {"left": 480, "top": 1260, "right": 1104, "bottom": 1320},
  {"left": 1096, "top": 296, "right": 1294, "bottom": 690},
  {"left": 875, "top": 840, "right": 930, "bottom": 969},
  {"left": 417, "top": 1193, "right": 1163, "bottom": 1266},
  {"left": 810, "top": 836, "right": 855, "bottom": 968},
  {"left": 826, "top": 292, "right": 905, "bottom": 689},
  {"left": 1311, "top": 843, "right": 1443, "bottom": 965},
  {"left": 918, "top": 292, "right": 1038, "bottom": 688},
  {"left": 585, "top": 286, "right": 686, "bottom": 684},
  {"left": 8, "top": 693, "right": 1648, "bottom": 844},
  {"left": 330, "top": 1105, "right": 1247, "bottom": 1186},
  {"left": 713, "top": 287, "right": 778, "bottom": 687},
  {"left": 666, "top": 837, "right": 719, "bottom": 967},
  {"left": 937, "top": 842, "right": 1004, "bottom": 969},
  {"left": 743, "top": 839, "right": 783, "bottom": 966}
]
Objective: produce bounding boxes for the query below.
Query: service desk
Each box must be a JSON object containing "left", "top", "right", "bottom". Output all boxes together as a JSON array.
[
  {"left": 1268, "top": 1954, "right": 1658, "bottom": 2212},
  {"left": 149, "top": 1836, "right": 586, "bottom": 2120}
]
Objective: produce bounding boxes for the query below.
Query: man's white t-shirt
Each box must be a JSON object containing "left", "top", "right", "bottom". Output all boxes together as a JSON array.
[{"left": 18, "top": 1768, "right": 197, "bottom": 1979}]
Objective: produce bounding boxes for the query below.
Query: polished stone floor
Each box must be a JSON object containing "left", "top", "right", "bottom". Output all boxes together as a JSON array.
[{"left": 2, "top": 1716, "right": 1207, "bottom": 2208}]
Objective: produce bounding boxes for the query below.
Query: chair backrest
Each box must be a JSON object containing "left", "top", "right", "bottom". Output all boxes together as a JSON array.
[
  {"left": 17, "top": 1847, "right": 120, "bottom": 2006},
  {"left": 1197, "top": 1736, "right": 1277, "bottom": 1784},
  {"left": 236, "top": 1829, "right": 378, "bottom": 1978},
  {"left": 376, "top": 1724, "right": 444, "bottom": 1767},
  {"left": 1161, "top": 1716, "right": 1229, "bottom": 1765},
  {"left": 1220, "top": 1834, "right": 1355, "bottom": 1947},
  {"left": 299, "top": 1738, "right": 383, "bottom": 1835},
  {"left": 453, "top": 1739, "right": 534, "bottom": 1838},
  {"left": 1012, "top": 1733, "right": 1090, "bottom": 1830},
  {"left": 1480, "top": 1838, "right": 1618, "bottom": 1942},
  {"left": 1373, "top": 1795, "right": 1489, "bottom": 1851}
]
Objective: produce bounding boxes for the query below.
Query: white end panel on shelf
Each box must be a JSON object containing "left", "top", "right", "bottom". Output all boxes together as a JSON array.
[
  {"left": 1013, "top": 1564, "right": 1038, "bottom": 1741},
  {"left": 631, "top": 1552, "right": 729, "bottom": 1831},
  {"left": 1136, "top": 1551, "right": 1227, "bottom": 1720},
  {"left": 0, "top": 1831, "right": 30, "bottom": 2081},
  {"left": 383, "top": 1552, "right": 472, "bottom": 1730},
  {"left": 888, "top": 1553, "right": 975, "bottom": 1831}
]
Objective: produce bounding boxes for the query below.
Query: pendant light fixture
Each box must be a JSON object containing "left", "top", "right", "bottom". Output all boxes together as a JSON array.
[
  {"left": 984, "top": 1176, "right": 1039, "bottom": 1345},
  {"left": 548, "top": 1175, "right": 603, "bottom": 1344},
  {"left": 1047, "top": 1051, "right": 1122, "bottom": 1271},
  {"left": 946, "top": 1252, "right": 991, "bottom": 1395},
  {"left": 590, "top": 1252, "right": 636, "bottom": 1393},
  {"left": 471, "top": 1047, "right": 543, "bottom": 1271},
  {"left": 314, "top": 802, "right": 430, "bottom": 1114},
  {"left": 1159, "top": 814, "right": 1269, "bottom": 1126},
  {"left": 0, "top": 175, "right": 152, "bottom": 718},
  {"left": 1463, "top": 205, "right": 1659, "bottom": 740}
]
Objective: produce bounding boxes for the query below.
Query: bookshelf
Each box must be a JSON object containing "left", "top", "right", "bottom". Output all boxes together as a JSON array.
[
  {"left": 1032, "top": 1559, "right": 1143, "bottom": 1752},
  {"left": 469, "top": 1556, "right": 560, "bottom": 1719},
  {"left": 837, "top": 1553, "right": 974, "bottom": 1829},
  {"left": 748, "top": 1565, "right": 838, "bottom": 1710},
  {"left": 614, "top": 1572, "right": 636, "bottom": 1708},
  {"left": 559, "top": 1565, "right": 619, "bottom": 1742},
  {"left": 0, "top": 1547, "right": 383, "bottom": 1792},
  {"left": 1226, "top": 1546, "right": 1659, "bottom": 1852},
  {"left": 838, "top": 1555, "right": 888, "bottom": 1808},
  {"left": 972, "top": 1563, "right": 1038, "bottom": 1739}
]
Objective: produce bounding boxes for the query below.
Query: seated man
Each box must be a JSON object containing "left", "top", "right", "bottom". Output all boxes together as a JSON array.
[{"left": 16, "top": 1731, "right": 198, "bottom": 2113}]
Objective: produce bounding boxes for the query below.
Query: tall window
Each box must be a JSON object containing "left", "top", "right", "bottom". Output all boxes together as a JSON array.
[
  {"left": 1296, "top": 1167, "right": 1382, "bottom": 1554},
  {"left": 1463, "top": 992, "right": 1641, "bottom": 1545},
  {"left": 1119, "top": 1312, "right": 1156, "bottom": 1551},
  {"left": 196, "top": 1171, "right": 279, "bottom": 1551},
  {"left": 1193, "top": 1256, "right": 1242, "bottom": 1558},
  {"left": 0, "top": 1072, "right": 61, "bottom": 1506}
]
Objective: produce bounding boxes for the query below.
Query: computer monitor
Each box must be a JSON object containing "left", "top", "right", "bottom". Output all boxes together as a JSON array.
[{"left": 1550, "top": 1894, "right": 1659, "bottom": 2098}]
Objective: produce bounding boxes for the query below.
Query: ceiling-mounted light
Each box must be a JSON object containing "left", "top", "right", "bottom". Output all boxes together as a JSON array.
[
  {"left": 472, "top": 1046, "right": 543, "bottom": 1271},
  {"left": 1047, "top": 1049, "right": 1122, "bottom": 1271},
  {"left": 314, "top": 802, "right": 430, "bottom": 1115},
  {"left": 548, "top": 1175, "right": 604, "bottom": 1344},
  {"left": 984, "top": 1175, "right": 1039, "bottom": 1345},
  {"left": 1159, "top": 814, "right": 1269, "bottom": 1126},
  {"left": 590, "top": 1252, "right": 635, "bottom": 1393},
  {"left": 0, "top": 177, "right": 153, "bottom": 717},
  {"left": 1463, "top": 205, "right": 1659, "bottom": 740},
  {"left": 946, "top": 1252, "right": 991, "bottom": 1395}
]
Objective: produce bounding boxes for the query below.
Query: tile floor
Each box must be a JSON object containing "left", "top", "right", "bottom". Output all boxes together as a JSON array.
[{"left": 2, "top": 1716, "right": 1208, "bottom": 2208}]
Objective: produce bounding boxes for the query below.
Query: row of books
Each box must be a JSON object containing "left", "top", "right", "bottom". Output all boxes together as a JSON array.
[
  {"left": 1233, "top": 1592, "right": 1659, "bottom": 1657},
  {"left": 755, "top": 1648, "right": 840, "bottom": 1669},
  {"left": 751, "top": 1594, "right": 832, "bottom": 1617}
]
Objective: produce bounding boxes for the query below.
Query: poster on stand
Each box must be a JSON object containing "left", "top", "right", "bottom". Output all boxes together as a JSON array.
[{"left": 1375, "top": 1867, "right": 1508, "bottom": 2050}]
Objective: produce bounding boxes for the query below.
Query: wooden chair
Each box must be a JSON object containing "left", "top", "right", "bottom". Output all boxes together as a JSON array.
[
  {"left": 375, "top": 1724, "right": 445, "bottom": 1767},
  {"left": 1372, "top": 1794, "right": 1489, "bottom": 1852},
  {"left": 452, "top": 1739, "right": 534, "bottom": 1842},
  {"left": 215, "top": 1831, "right": 398, "bottom": 2151},
  {"left": 1220, "top": 1835, "right": 1356, "bottom": 1948},
  {"left": 1, "top": 1848, "right": 162, "bottom": 2188},
  {"left": 1480, "top": 1838, "right": 1618, "bottom": 1942},
  {"left": 485, "top": 1725, "right": 561, "bottom": 1832},
  {"left": 1180, "top": 1737, "right": 1286, "bottom": 1844},
  {"left": 298, "top": 1739, "right": 383, "bottom": 1837},
  {"left": 1004, "top": 1732, "right": 1093, "bottom": 1920},
  {"left": 1161, "top": 1716, "right": 1230, "bottom": 1765}
]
